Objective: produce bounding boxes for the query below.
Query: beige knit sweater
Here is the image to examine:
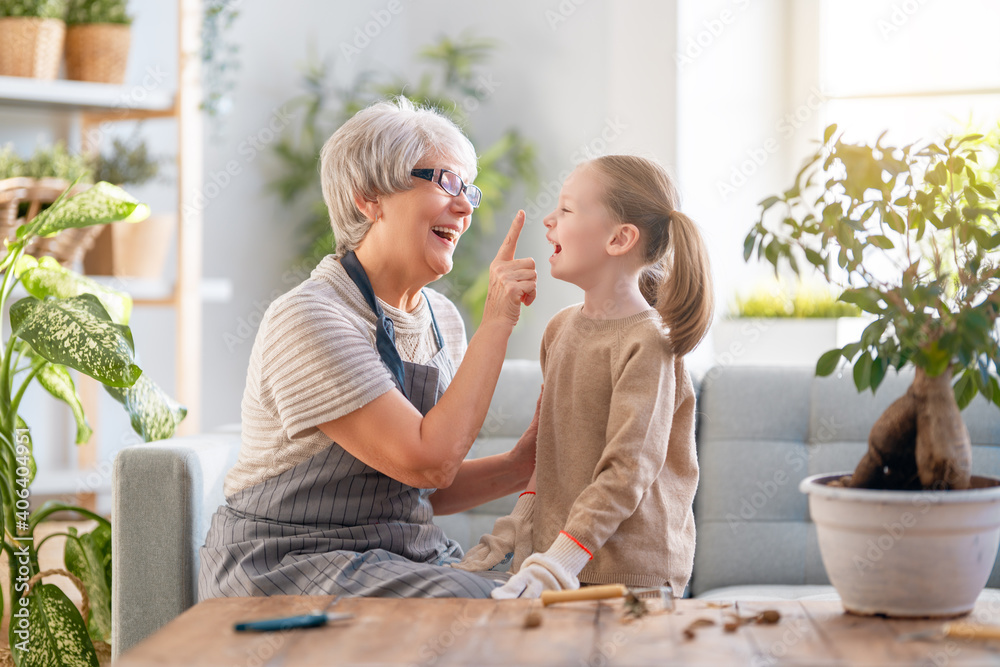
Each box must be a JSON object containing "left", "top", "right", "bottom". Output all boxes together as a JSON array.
[{"left": 533, "top": 305, "right": 699, "bottom": 592}]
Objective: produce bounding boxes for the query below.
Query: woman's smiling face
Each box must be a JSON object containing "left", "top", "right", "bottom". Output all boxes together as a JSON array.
[
  {"left": 377, "top": 155, "right": 474, "bottom": 280},
  {"left": 542, "top": 164, "right": 616, "bottom": 289}
]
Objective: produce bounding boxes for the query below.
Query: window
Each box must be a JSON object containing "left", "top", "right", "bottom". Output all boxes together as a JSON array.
[{"left": 819, "top": 0, "right": 1000, "bottom": 144}]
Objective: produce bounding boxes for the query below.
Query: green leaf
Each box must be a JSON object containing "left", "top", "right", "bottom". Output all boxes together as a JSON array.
[
  {"left": 816, "top": 348, "right": 842, "bottom": 377},
  {"left": 32, "top": 182, "right": 149, "bottom": 238},
  {"left": 64, "top": 525, "right": 112, "bottom": 643},
  {"left": 742, "top": 232, "right": 757, "bottom": 262},
  {"left": 839, "top": 288, "right": 884, "bottom": 314},
  {"left": 10, "top": 294, "right": 141, "bottom": 388},
  {"left": 104, "top": 374, "right": 187, "bottom": 442},
  {"left": 975, "top": 183, "right": 996, "bottom": 200},
  {"left": 9, "top": 583, "right": 99, "bottom": 667},
  {"left": 853, "top": 353, "right": 874, "bottom": 392},
  {"left": 20, "top": 258, "right": 132, "bottom": 325},
  {"left": 954, "top": 370, "right": 978, "bottom": 410},
  {"left": 36, "top": 361, "right": 93, "bottom": 446},
  {"left": 870, "top": 355, "right": 888, "bottom": 391},
  {"left": 868, "top": 235, "right": 895, "bottom": 250}
]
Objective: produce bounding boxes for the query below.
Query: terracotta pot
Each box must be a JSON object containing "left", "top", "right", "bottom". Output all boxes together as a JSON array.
[
  {"left": 64, "top": 23, "right": 130, "bottom": 84},
  {"left": 0, "top": 17, "right": 65, "bottom": 80},
  {"left": 801, "top": 472, "right": 1000, "bottom": 617},
  {"left": 83, "top": 214, "right": 174, "bottom": 278}
]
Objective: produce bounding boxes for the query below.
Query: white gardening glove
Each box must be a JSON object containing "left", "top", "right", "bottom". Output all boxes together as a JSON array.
[
  {"left": 491, "top": 531, "right": 592, "bottom": 599},
  {"left": 452, "top": 492, "right": 535, "bottom": 573}
]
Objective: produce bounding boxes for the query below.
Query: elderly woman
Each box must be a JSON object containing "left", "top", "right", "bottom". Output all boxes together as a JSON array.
[{"left": 198, "top": 98, "right": 538, "bottom": 599}]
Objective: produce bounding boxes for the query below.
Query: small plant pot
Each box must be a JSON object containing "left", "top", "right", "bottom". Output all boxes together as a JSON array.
[
  {"left": 801, "top": 472, "right": 1000, "bottom": 618},
  {"left": 0, "top": 17, "right": 65, "bottom": 80},
  {"left": 64, "top": 23, "right": 130, "bottom": 84},
  {"left": 83, "top": 214, "right": 174, "bottom": 278}
]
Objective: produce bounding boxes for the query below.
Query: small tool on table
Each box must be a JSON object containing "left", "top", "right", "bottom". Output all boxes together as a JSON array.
[
  {"left": 540, "top": 584, "right": 674, "bottom": 616},
  {"left": 234, "top": 595, "right": 354, "bottom": 632},
  {"left": 897, "top": 621, "right": 1000, "bottom": 642}
]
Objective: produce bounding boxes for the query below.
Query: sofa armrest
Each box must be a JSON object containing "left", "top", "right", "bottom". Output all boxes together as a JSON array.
[{"left": 112, "top": 431, "right": 241, "bottom": 659}]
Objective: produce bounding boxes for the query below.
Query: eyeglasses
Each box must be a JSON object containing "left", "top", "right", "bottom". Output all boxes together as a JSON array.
[{"left": 410, "top": 168, "right": 482, "bottom": 208}]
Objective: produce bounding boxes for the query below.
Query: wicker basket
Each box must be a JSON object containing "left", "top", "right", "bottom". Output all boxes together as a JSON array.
[
  {"left": 0, "top": 17, "right": 65, "bottom": 80},
  {"left": 0, "top": 177, "right": 105, "bottom": 267},
  {"left": 64, "top": 23, "right": 130, "bottom": 84}
]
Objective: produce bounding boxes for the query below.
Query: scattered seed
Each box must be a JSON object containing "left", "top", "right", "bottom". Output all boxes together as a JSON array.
[
  {"left": 683, "top": 618, "right": 716, "bottom": 640},
  {"left": 756, "top": 610, "right": 781, "bottom": 624},
  {"left": 524, "top": 606, "right": 542, "bottom": 628}
]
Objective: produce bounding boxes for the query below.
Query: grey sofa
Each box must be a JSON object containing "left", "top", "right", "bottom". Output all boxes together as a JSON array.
[{"left": 111, "top": 361, "right": 1000, "bottom": 658}]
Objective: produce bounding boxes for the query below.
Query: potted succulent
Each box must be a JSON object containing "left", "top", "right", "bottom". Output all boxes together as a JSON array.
[
  {"left": 0, "top": 180, "right": 185, "bottom": 664},
  {"left": 63, "top": 0, "right": 130, "bottom": 84},
  {"left": 714, "top": 279, "right": 865, "bottom": 366},
  {"left": 0, "top": 0, "right": 66, "bottom": 80},
  {"left": 82, "top": 132, "right": 172, "bottom": 278},
  {"left": 745, "top": 125, "right": 1000, "bottom": 617}
]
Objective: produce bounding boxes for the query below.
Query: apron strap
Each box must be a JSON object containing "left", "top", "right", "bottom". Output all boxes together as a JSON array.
[
  {"left": 340, "top": 251, "right": 408, "bottom": 396},
  {"left": 340, "top": 251, "right": 447, "bottom": 399}
]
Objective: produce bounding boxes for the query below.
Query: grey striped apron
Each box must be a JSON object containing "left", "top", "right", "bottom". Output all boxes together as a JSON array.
[{"left": 198, "top": 254, "right": 501, "bottom": 599}]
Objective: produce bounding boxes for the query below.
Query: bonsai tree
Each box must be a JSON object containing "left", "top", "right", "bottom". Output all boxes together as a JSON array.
[
  {"left": 745, "top": 125, "right": 1000, "bottom": 491},
  {"left": 1, "top": 181, "right": 185, "bottom": 664}
]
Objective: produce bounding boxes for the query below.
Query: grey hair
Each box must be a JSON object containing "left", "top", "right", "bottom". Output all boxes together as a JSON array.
[{"left": 319, "top": 97, "right": 478, "bottom": 256}]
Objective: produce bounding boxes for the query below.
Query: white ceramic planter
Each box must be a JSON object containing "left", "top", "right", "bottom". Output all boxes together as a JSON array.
[
  {"left": 713, "top": 318, "right": 869, "bottom": 366},
  {"left": 801, "top": 473, "right": 1000, "bottom": 617}
]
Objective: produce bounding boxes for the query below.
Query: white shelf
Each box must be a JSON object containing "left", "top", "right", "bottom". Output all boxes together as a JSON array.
[
  {"left": 30, "top": 466, "right": 111, "bottom": 496},
  {"left": 0, "top": 75, "right": 173, "bottom": 112},
  {"left": 12, "top": 277, "right": 232, "bottom": 303},
  {"left": 88, "top": 276, "right": 233, "bottom": 303}
]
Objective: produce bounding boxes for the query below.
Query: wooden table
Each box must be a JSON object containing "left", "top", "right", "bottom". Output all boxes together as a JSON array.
[{"left": 118, "top": 595, "right": 1000, "bottom": 666}]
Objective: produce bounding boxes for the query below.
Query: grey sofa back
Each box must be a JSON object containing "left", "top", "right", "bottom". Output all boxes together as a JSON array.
[{"left": 691, "top": 364, "right": 1000, "bottom": 596}]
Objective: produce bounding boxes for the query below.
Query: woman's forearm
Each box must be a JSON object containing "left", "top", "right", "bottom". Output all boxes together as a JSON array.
[
  {"left": 418, "top": 320, "right": 513, "bottom": 486},
  {"left": 429, "top": 450, "right": 532, "bottom": 515}
]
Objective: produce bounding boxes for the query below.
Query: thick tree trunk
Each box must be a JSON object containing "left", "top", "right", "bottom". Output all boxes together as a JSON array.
[{"left": 848, "top": 367, "right": 972, "bottom": 490}]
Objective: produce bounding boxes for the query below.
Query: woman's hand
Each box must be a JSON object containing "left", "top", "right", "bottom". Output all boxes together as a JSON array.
[
  {"left": 482, "top": 211, "right": 536, "bottom": 328},
  {"left": 507, "top": 385, "right": 543, "bottom": 479}
]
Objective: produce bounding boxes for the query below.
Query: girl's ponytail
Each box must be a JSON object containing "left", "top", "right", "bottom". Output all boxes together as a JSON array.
[{"left": 654, "top": 211, "right": 713, "bottom": 357}]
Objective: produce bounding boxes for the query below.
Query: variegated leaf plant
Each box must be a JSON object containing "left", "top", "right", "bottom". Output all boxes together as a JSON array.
[{"left": 0, "top": 181, "right": 186, "bottom": 664}]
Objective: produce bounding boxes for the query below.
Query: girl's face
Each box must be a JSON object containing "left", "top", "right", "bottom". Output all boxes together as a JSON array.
[
  {"left": 377, "top": 156, "right": 474, "bottom": 279},
  {"left": 542, "top": 165, "right": 617, "bottom": 289}
]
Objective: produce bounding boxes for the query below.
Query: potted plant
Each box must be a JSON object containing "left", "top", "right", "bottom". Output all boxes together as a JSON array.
[
  {"left": 0, "top": 142, "right": 98, "bottom": 267},
  {"left": 745, "top": 125, "right": 1000, "bottom": 617},
  {"left": 714, "top": 279, "right": 865, "bottom": 366},
  {"left": 63, "top": 0, "right": 130, "bottom": 84},
  {"left": 82, "top": 132, "right": 172, "bottom": 278},
  {"left": 0, "top": 0, "right": 66, "bottom": 80},
  {"left": 0, "top": 180, "right": 185, "bottom": 664}
]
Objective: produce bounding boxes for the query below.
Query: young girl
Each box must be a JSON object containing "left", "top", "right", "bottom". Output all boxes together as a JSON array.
[{"left": 453, "top": 154, "right": 714, "bottom": 598}]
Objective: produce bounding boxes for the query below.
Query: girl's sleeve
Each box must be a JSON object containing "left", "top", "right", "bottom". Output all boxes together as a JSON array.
[{"left": 560, "top": 339, "right": 677, "bottom": 553}]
